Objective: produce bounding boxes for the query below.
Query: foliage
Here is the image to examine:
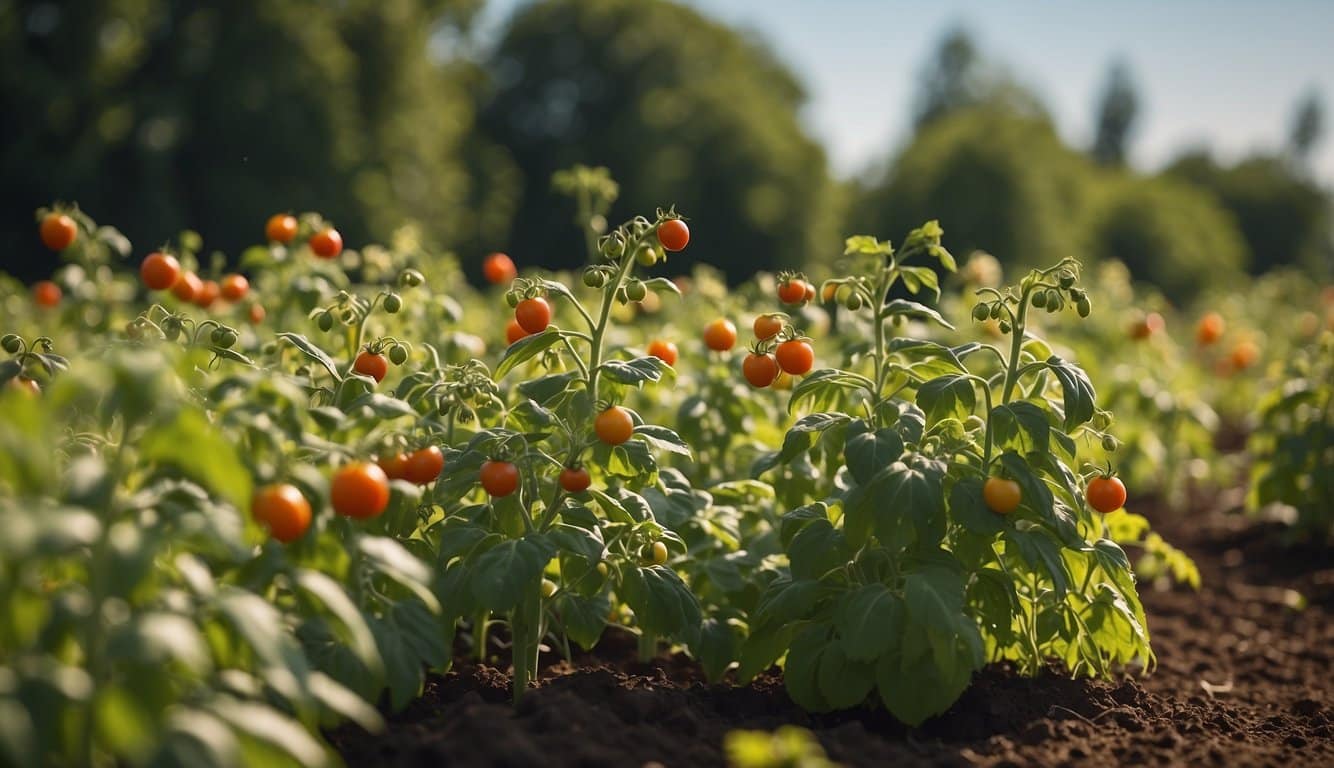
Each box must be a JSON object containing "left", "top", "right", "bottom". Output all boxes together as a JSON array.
[
  {"left": 1091, "top": 60, "right": 1140, "bottom": 167},
  {"left": 1085, "top": 176, "right": 1248, "bottom": 303},
  {"left": 478, "top": 0, "right": 839, "bottom": 282}
]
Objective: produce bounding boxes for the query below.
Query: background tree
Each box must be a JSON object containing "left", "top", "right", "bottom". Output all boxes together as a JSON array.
[
  {"left": 0, "top": 0, "right": 486, "bottom": 281},
  {"left": 1287, "top": 90, "right": 1324, "bottom": 169},
  {"left": 912, "top": 27, "right": 1046, "bottom": 132},
  {"left": 477, "top": 0, "right": 838, "bottom": 281},
  {"left": 1091, "top": 60, "right": 1140, "bottom": 167}
]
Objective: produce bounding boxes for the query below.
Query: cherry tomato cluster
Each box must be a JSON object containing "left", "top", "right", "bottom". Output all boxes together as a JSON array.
[{"left": 775, "top": 271, "right": 817, "bottom": 307}]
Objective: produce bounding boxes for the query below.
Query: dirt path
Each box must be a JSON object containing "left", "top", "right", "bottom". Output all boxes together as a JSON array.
[{"left": 330, "top": 505, "right": 1333, "bottom": 767}]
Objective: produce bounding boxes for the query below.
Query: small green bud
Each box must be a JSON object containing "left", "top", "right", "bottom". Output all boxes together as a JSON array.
[
  {"left": 505, "top": 290, "right": 520, "bottom": 308},
  {"left": 398, "top": 268, "right": 425, "bottom": 288},
  {"left": 845, "top": 292, "right": 863, "bottom": 311},
  {"left": 1076, "top": 297, "right": 1092, "bottom": 318},
  {"left": 998, "top": 320, "right": 1012, "bottom": 334},
  {"left": 989, "top": 303, "right": 1003, "bottom": 320},
  {"left": 971, "top": 303, "right": 989, "bottom": 322},
  {"left": 1032, "top": 290, "right": 1047, "bottom": 309},
  {"left": 1058, "top": 270, "right": 1076, "bottom": 289},
  {"left": 383, "top": 292, "right": 402, "bottom": 313},
  {"left": 1101, "top": 434, "right": 1119, "bottom": 452},
  {"left": 615, "top": 287, "right": 629, "bottom": 305},
  {"left": 215, "top": 329, "right": 238, "bottom": 349},
  {"left": 1, "top": 334, "right": 21, "bottom": 354},
  {"left": 317, "top": 311, "right": 335, "bottom": 332},
  {"left": 164, "top": 324, "right": 181, "bottom": 341}
]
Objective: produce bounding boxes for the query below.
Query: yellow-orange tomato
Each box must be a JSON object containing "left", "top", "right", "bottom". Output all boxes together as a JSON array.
[
  {"left": 40, "top": 213, "right": 77, "bottom": 251},
  {"left": 1196, "top": 312, "right": 1225, "bottom": 346},
  {"left": 983, "top": 477, "right": 1021, "bottom": 515},
  {"left": 647, "top": 339, "right": 678, "bottom": 366},
  {"left": 742, "top": 353, "right": 779, "bottom": 388},
  {"left": 33, "top": 281, "right": 61, "bottom": 307},
  {"left": 252, "top": 483, "right": 312, "bottom": 543},
  {"left": 1086, "top": 475, "right": 1127, "bottom": 514},
  {"left": 1130, "top": 312, "right": 1164, "bottom": 340},
  {"left": 353, "top": 350, "right": 389, "bottom": 383},
  {"left": 506, "top": 318, "right": 529, "bottom": 345},
  {"left": 775, "top": 339, "right": 814, "bottom": 376},
  {"left": 265, "top": 213, "right": 298, "bottom": 244},
  {"left": 1229, "top": 339, "right": 1259, "bottom": 370},
  {"left": 377, "top": 452, "right": 410, "bottom": 481},
  {"left": 515, "top": 297, "right": 552, "bottom": 334},
  {"left": 648, "top": 541, "right": 669, "bottom": 565},
  {"left": 194, "top": 280, "right": 220, "bottom": 309},
  {"left": 753, "top": 314, "right": 784, "bottom": 341},
  {"left": 479, "top": 460, "right": 520, "bottom": 497},
  {"left": 331, "top": 462, "right": 391, "bottom": 520},
  {"left": 403, "top": 446, "right": 444, "bottom": 485},
  {"left": 703, "top": 318, "right": 737, "bottom": 352},
  {"left": 220, "top": 274, "right": 249, "bottom": 302},
  {"left": 140, "top": 252, "right": 181, "bottom": 291},
  {"left": 483, "top": 252, "right": 517, "bottom": 284},
  {"left": 594, "top": 406, "right": 634, "bottom": 446},
  {"left": 777, "top": 279, "right": 807, "bottom": 305},
  {"left": 8, "top": 377, "right": 41, "bottom": 397},
  {"left": 310, "top": 228, "right": 343, "bottom": 259},
  {"left": 248, "top": 303, "right": 266, "bottom": 325},
  {"left": 171, "top": 272, "right": 203, "bottom": 302}
]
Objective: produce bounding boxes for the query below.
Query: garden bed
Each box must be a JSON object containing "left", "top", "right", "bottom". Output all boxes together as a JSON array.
[{"left": 329, "top": 501, "right": 1333, "bottom": 767}]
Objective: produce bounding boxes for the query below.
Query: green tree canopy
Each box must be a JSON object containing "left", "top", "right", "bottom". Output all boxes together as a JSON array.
[
  {"left": 1091, "top": 60, "right": 1139, "bottom": 167},
  {"left": 854, "top": 107, "right": 1092, "bottom": 274},
  {"left": 1165, "top": 151, "right": 1332, "bottom": 276},
  {"left": 912, "top": 27, "right": 1047, "bottom": 132},
  {"left": 0, "top": 0, "right": 484, "bottom": 280},
  {"left": 476, "top": 0, "right": 838, "bottom": 281}
]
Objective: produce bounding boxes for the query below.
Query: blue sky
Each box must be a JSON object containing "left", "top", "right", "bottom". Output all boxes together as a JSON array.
[{"left": 477, "top": 0, "right": 1334, "bottom": 184}]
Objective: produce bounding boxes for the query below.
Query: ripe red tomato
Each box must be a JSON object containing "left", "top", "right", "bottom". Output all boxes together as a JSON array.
[
  {"left": 140, "top": 252, "right": 181, "bottom": 291},
  {"left": 220, "top": 274, "right": 249, "bottom": 302},
  {"left": 331, "top": 462, "right": 391, "bottom": 519},
  {"left": 983, "top": 477, "right": 1021, "bottom": 515},
  {"left": 559, "top": 466, "right": 592, "bottom": 493},
  {"left": 40, "top": 213, "right": 77, "bottom": 251},
  {"left": 265, "top": 214, "right": 298, "bottom": 244},
  {"left": 595, "top": 406, "right": 634, "bottom": 445},
  {"left": 483, "top": 252, "right": 517, "bottom": 284},
  {"left": 657, "top": 219, "right": 690, "bottom": 252},
  {"left": 480, "top": 460, "right": 520, "bottom": 497},
  {"left": 742, "top": 353, "right": 779, "bottom": 388},
  {"left": 248, "top": 303, "right": 266, "bottom": 325},
  {"left": 1196, "top": 312, "right": 1224, "bottom": 346},
  {"left": 310, "top": 228, "right": 343, "bottom": 259},
  {"left": 377, "top": 452, "right": 410, "bottom": 481},
  {"left": 647, "top": 339, "right": 678, "bottom": 366},
  {"left": 171, "top": 272, "right": 203, "bottom": 302},
  {"left": 1229, "top": 339, "right": 1259, "bottom": 370},
  {"left": 775, "top": 339, "right": 814, "bottom": 375},
  {"left": 252, "top": 483, "right": 312, "bottom": 543},
  {"left": 515, "top": 297, "right": 552, "bottom": 334},
  {"left": 1086, "top": 475, "right": 1126, "bottom": 513},
  {"left": 33, "top": 281, "right": 61, "bottom": 307},
  {"left": 506, "top": 318, "right": 529, "bottom": 345},
  {"left": 804, "top": 281, "right": 817, "bottom": 303},
  {"left": 194, "top": 280, "right": 220, "bottom": 309},
  {"left": 703, "top": 318, "right": 737, "bottom": 351},
  {"left": 353, "top": 350, "right": 388, "bottom": 383},
  {"left": 753, "top": 314, "right": 783, "bottom": 341},
  {"left": 778, "top": 280, "right": 807, "bottom": 305},
  {"left": 404, "top": 446, "right": 444, "bottom": 485}
]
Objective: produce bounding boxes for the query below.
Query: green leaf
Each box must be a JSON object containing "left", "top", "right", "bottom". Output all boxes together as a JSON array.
[
  {"left": 551, "top": 591, "right": 610, "bottom": 650},
  {"left": 897, "top": 265, "right": 941, "bottom": 300},
  {"left": 348, "top": 393, "right": 416, "bottom": 419},
  {"left": 206, "top": 698, "right": 329, "bottom": 767},
  {"left": 469, "top": 536, "right": 556, "bottom": 612},
  {"left": 949, "top": 477, "right": 1007, "bottom": 536},
  {"left": 517, "top": 371, "right": 579, "bottom": 405},
  {"left": 276, "top": 332, "right": 340, "bottom": 380},
  {"left": 216, "top": 590, "right": 311, "bottom": 706},
  {"left": 548, "top": 523, "right": 606, "bottom": 565},
  {"left": 1045, "top": 356, "right": 1097, "bottom": 431},
  {"left": 990, "top": 401, "right": 1050, "bottom": 455},
  {"left": 693, "top": 617, "right": 740, "bottom": 683},
  {"left": 619, "top": 565, "right": 702, "bottom": 638},
  {"left": 817, "top": 642, "right": 876, "bottom": 709},
  {"left": 139, "top": 409, "right": 252, "bottom": 510},
  {"left": 915, "top": 375, "right": 976, "bottom": 425},
  {"left": 868, "top": 461, "right": 946, "bottom": 550},
  {"left": 844, "top": 422, "right": 905, "bottom": 485},
  {"left": 783, "top": 627, "right": 832, "bottom": 712},
  {"left": 881, "top": 299, "right": 955, "bottom": 330},
  {"left": 787, "top": 518, "right": 847, "bottom": 580},
  {"left": 634, "top": 424, "right": 692, "bottom": 457},
  {"left": 835, "top": 584, "right": 904, "bottom": 662},
  {"left": 1004, "top": 525, "right": 1073, "bottom": 600},
  {"left": 496, "top": 330, "right": 564, "bottom": 378},
  {"left": 600, "top": 356, "right": 670, "bottom": 385},
  {"left": 752, "top": 578, "right": 824, "bottom": 628},
  {"left": 789, "top": 369, "right": 875, "bottom": 414}
]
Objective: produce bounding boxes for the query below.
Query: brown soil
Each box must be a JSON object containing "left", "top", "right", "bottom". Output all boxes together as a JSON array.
[{"left": 329, "top": 502, "right": 1333, "bottom": 767}]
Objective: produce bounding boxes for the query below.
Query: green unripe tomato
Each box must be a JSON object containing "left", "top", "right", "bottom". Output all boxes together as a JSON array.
[
  {"left": 615, "top": 287, "right": 629, "bottom": 305},
  {"left": 383, "top": 293, "right": 402, "bottom": 314},
  {"left": 971, "top": 303, "right": 989, "bottom": 322},
  {"left": 998, "top": 320, "right": 1012, "bottom": 334},
  {"left": 1076, "top": 297, "right": 1092, "bottom": 318},
  {"left": 1058, "top": 270, "right": 1076, "bottom": 289},
  {"left": 540, "top": 579, "right": 558, "bottom": 599},
  {"left": 1, "top": 334, "right": 21, "bottom": 354},
  {"left": 989, "top": 303, "right": 1003, "bottom": 320},
  {"left": 1101, "top": 434, "right": 1119, "bottom": 452},
  {"left": 1032, "top": 290, "right": 1047, "bottom": 309},
  {"left": 212, "top": 328, "right": 238, "bottom": 348},
  {"left": 845, "top": 292, "right": 863, "bottom": 311},
  {"left": 124, "top": 322, "right": 143, "bottom": 341},
  {"left": 625, "top": 280, "right": 647, "bottom": 302},
  {"left": 600, "top": 233, "right": 626, "bottom": 259},
  {"left": 583, "top": 268, "right": 605, "bottom": 288},
  {"left": 389, "top": 344, "right": 409, "bottom": 365},
  {"left": 398, "top": 268, "right": 425, "bottom": 288},
  {"left": 317, "top": 311, "right": 335, "bottom": 332},
  {"left": 635, "top": 244, "right": 660, "bottom": 268}
]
